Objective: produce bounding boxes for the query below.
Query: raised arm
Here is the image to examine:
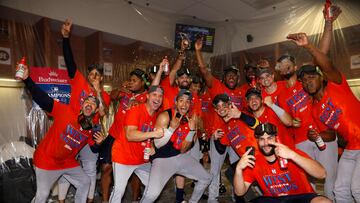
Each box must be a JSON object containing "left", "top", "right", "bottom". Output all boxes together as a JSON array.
[
  {"left": 263, "top": 96, "right": 293, "bottom": 127},
  {"left": 195, "top": 38, "right": 214, "bottom": 88},
  {"left": 21, "top": 65, "right": 54, "bottom": 113},
  {"left": 234, "top": 148, "right": 255, "bottom": 196},
  {"left": 125, "top": 125, "right": 164, "bottom": 142},
  {"left": 150, "top": 59, "right": 165, "bottom": 86},
  {"left": 274, "top": 142, "right": 326, "bottom": 179},
  {"left": 288, "top": 33, "right": 342, "bottom": 84},
  {"left": 61, "top": 19, "right": 77, "bottom": 79},
  {"left": 319, "top": 6, "right": 342, "bottom": 54},
  {"left": 169, "top": 40, "right": 187, "bottom": 86}
]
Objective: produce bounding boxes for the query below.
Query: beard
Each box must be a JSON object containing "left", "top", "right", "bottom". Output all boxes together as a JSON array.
[
  {"left": 260, "top": 144, "right": 276, "bottom": 156},
  {"left": 282, "top": 71, "right": 295, "bottom": 80}
]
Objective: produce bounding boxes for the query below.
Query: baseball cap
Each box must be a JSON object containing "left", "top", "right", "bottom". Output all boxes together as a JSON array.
[
  {"left": 212, "top": 94, "right": 230, "bottom": 106},
  {"left": 245, "top": 88, "right": 261, "bottom": 100},
  {"left": 177, "top": 68, "right": 191, "bottom": 77},
  {"left": 148, "top": 85, "right": 164, "bottom": 95},
  {"left": 130, "top": 68, "right": 146, "bottom": 78},
  {"left": 223, "top": 65, "right": 239, "bottom": 75},
  {"left": 254, "top": 123, "right": 277, "bottom": 138},
  {"left": 297, "top": 65, "right": 323, "bottom": 79},
  {"left": 176, "top": 89, "right": 192, "bottom": 100},
  {"left": 256, "top": 67, "right": 273, "bottom": 77},
  {"left": 244, "top": 63, "right": 258, "bottom": 72}
]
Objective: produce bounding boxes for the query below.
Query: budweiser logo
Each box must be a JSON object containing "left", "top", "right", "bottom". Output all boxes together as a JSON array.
[{"left": 49, "top": 71, "right": 58, "bottom": 77}]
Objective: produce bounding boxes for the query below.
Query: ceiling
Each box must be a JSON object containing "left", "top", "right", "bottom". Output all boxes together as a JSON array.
[{"left": 128, "top": 0, "right": 302, "bottom": 23}]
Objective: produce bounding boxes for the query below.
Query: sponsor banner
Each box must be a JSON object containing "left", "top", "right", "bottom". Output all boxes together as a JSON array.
[{"left": 30, "top": 67, "right": 71, "bottom": 104}]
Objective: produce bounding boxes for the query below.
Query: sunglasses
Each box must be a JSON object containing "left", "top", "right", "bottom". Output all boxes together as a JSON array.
[{"left": 255, "top": 123, "right": 277, "bottom": 137}]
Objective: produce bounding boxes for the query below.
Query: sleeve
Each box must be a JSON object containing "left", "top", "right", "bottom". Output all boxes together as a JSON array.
[
  {"left": 242, "top": 167, "right": 255, "bottom": 183},
  {"left": 239, "top": 112, "right": 259, "bottom": 129},
  {"left": 23, "top": 77, "right": 54, "bottom": 113},
  {"left": 208, "top": 78, "right": 223, "bottom": 98},
  {"left": 62, "top": 37, "right": 77, "bottom": 79}
]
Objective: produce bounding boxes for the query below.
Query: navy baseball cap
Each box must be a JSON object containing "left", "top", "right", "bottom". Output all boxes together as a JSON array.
[
  {"left": 245, "top": 88, "right": 261, "bottom": 100},
  {"left": 224, "top": 65, "right": 239, "bottom": 75},
  {"left": 297, "top": 65, "right": 323, "bottom": 79},
  {"left": 176, "top": 89, "right": 192, "bottom": 100}
]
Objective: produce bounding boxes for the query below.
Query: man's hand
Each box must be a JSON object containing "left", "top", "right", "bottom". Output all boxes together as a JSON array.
[
  {"left": 307, "top": 128, "right": 318, "bottom": 142},
  {"left": 292, "top": 117, "right": 302, "bottom": 128},
  {"left": 324, "top": 5, "right": 342, "bottom": 22},
  {"left": 287, "top": 33, "right": 309, "bottom": 47},
  {"left": 61, "top": 19, "right": 72, "bottom": 38},
  {"left": 224, "top": 103, "right": 241, "bottom": 122},
  {"left": 237, "top": 148, "right": 256, "bottom": 170},
  {"left": 169, "top": 111, "right": 182, "bottom": 129},
  {"left": 194, "top": 37, "right": 203, "bottom": 51},
  {"left": 159, "top": 57, "right": 168, "bottom": 72},
  {"left": 213, "top": 129, "right": 224, "bottom": 140},
  {"left": 270, "top": 141, "right": 297, "bottom": 160},
  {"left": 152, "top": 128, "right": 164, "bottom": 139},
  {"left": 181, "top": 39, "right": 189, "bottom": 51},
  {"left": 93, "top": 131, "right": 105, "bottom": 145},
  {"left": 188, "top": 114, "right": 197, "bottom": 131},
  {"left": 263, "top": 96, "right": 274, "bottom": 107}
]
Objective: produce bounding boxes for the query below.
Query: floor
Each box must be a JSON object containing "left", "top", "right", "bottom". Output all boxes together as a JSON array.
[{"left": 49, "top": 159, "right": 324, "bottom": 203}]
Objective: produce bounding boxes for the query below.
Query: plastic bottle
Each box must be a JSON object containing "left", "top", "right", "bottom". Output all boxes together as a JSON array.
[
  {"left": 325, "top": 0, "right": 333, "bottom": 21},
  {"left": 309, "top": 125, "right": 326, "bottom": 151},
  {"left": 276, "top": 137, "right": 288, "bottom": 169},
  {"left": 143, "top": 139, "right": 151, "bottom": 162},
  {"left": 163, "top": 56, "right": 169, "bottom": 75},
  {"left": 15, "top": 57, "right": 26, "bottom": 80}
]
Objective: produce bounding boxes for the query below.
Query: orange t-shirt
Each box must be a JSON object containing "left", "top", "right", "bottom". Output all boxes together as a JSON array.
[
  {"left": 219, "top": 118, "right": 258, "bottom": 156},
  {"left": 69, "top": 70, "right": 111, "bottom": 123},
  {"left": 277, "top": 81, "right": 315, "bottom": 144},
  {"left": 160, "top": 76, "right": 179, "bottom": 110},
  {"left": 312, "top": 75, "right": 360, "bottom": 150},
  {"left": 108, "top": 91, "right": 147, "bottom": 139},
  {"left": 111, "top": 103, "right": 158, "bottom": 165},
  {"left": 257, "top": 107, "right": 295, "bottom": 149},
  {"left": 34, "top": 101, "right": 91, "bottom": 170},
  {"left": 209, "top": 78, "right": 245, "bottom": 110},
  {"left": 243, "top": 149, "right": 315, "bottom": 197},
  {"left": 262, "top": 81, "right": 287, "bottom": 105}
]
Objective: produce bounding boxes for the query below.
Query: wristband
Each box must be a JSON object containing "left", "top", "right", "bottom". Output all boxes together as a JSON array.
[{"left": 185, "top": 131, "right": 196, "bottom": 142}]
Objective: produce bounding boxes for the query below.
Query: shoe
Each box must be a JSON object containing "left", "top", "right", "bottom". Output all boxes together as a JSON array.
[{"left": 219, "top": 183, "right": 226, "bottom": 194}]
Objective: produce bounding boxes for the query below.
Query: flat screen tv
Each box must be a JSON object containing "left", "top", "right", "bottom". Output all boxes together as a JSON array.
[{"left": 174, "top": 23, "right": 215, "bottom": 53}]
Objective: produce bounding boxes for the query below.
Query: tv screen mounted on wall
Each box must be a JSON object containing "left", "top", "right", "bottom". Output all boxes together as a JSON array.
[{"left": 174, "top": 23, "right": 215, "bottom": 53}]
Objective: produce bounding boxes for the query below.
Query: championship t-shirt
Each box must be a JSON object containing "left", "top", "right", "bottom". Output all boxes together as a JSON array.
[
  {"left": 69, "top": 70, "right": 111, "bottom": 123},
  {"left": 111, "top": 103, "right": 158, "bottom": 165},
  {"left": 209, "top": 78, "right": 245, "bottom": 110},
  {"left": 153, "top": 109, "right": 192, "bottom": 159},
  {"left": 257, "top": 107, "right": 295, "bottom": 148},
  {"left": 160, "top": 76, "right": 179, "bottom": 110},
  {"left": 262, "top": 81, "right": 287, "bottom": 105},
  {"left": 219, "top": 118, "right": 258, "bottom": 156},
  {"left": 243, "top": 149, "right": 315, "bottom": 197},
  {"left": 33, "top": 101, "right": 91, "bottom": 170},
  {"left": 108, "top": 91, "right": 147, "bottom": 139},
  {"left": 277, "top": 81, "right": 315, "bottom": 144},
  {"left": 312, "top": 75, "right": 360, "bottom": 150}
]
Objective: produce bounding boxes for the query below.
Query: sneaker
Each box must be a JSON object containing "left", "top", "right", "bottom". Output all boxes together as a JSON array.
[{"left": 219, "top": 183, "right": 226, "bottom": 194}]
